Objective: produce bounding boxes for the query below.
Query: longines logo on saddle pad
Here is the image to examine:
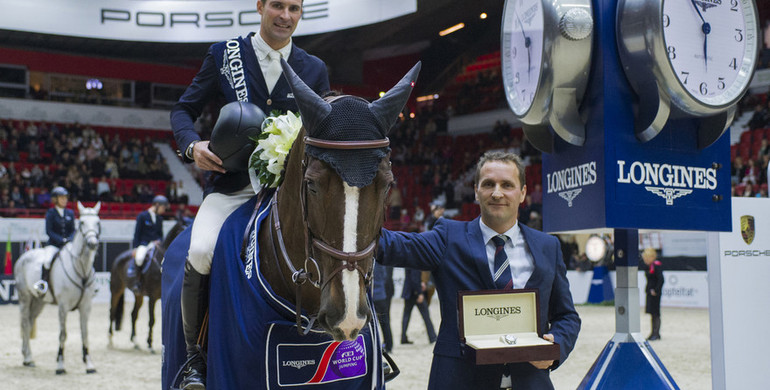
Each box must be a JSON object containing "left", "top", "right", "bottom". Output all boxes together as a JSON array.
[
  {"left": 616, "top": 160, "right": 717, "bottom": 206},
  {"left": 741, "top": 215, "right": 755, "bottom": 245}
]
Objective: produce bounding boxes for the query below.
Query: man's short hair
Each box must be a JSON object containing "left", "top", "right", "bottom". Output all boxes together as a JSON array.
[{"left": 473, "top": 151, "right": 526, "bottom": 188}]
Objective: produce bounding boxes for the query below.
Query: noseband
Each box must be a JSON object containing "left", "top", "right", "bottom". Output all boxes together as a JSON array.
[{"left": 269, "top": 135, "right": 389, "bottom": 335}]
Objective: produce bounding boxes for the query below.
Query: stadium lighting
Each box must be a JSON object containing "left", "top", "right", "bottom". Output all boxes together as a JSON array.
[
  {"left": 439, "top": 23, "right": 465, "bottom": 36},
  {"left": 416, "top": 94, "right": 440, "bottom": 102},
  {"left": 480, "top": 13, "right": 488, "bottom": 19}
]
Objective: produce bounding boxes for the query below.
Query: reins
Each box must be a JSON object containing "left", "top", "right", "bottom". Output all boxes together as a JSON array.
[{"left": 56, "top": 216, "right": 99, "bottom": 310}]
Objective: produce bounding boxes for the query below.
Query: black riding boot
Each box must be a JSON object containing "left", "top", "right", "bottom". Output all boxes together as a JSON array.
[
  {"left": 41, "top": 265, "right": 50, "bottom": 283},
  {"left": 179, "top": 262, "right": 210, "bottom": 390}
]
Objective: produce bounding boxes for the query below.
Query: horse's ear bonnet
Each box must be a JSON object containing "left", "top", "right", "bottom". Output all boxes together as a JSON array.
[
  {"left": 281, "top": 59, "right": 421, "bottom": 187},
  {"left": 209, "top": 101, "right": 267, "bottom": 172}
]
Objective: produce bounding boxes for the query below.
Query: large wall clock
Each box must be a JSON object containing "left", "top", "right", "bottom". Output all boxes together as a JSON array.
[
  {"left": 617, "top": 0, "right": 759, "bottom": 147},
  {"left": 501, "top": 0, "right": 594, "bottom": 152}
]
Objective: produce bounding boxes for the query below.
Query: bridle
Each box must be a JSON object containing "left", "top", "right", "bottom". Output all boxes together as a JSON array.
[
  {"left": 77, "top": 215, "right": 101, "bottom": 252},
  {"left": 268, "top": 134, "right": 390, "bottom": 335}
]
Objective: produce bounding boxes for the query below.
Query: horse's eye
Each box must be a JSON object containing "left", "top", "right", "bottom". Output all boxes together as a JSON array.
[{"left": 307, "top": 180, "right": 318, "bottom": 194}]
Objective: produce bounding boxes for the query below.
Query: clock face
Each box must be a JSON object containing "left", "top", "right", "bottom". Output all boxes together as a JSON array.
[
  {"left": 662, "top": 0, "right": 758, "bottom": 108},
  {"left": 502, "top": 0, "right": 545, "bottom": 116},
  {"left": 585, "top": 236, "right": 607, "bottom": 262}
]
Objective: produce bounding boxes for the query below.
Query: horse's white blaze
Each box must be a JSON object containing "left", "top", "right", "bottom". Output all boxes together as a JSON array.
[{"left": 337, "top": 183, "right": 366, "bottom": 338}]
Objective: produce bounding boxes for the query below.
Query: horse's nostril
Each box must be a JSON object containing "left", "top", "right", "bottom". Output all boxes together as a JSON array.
[{"left": 349, "top": 329, "right": 359, "bottom": 340}]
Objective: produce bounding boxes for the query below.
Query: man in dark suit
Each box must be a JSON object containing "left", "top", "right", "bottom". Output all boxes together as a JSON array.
[
  {"left": 378, "top": 151, "right": 580, "bottom": 389},
  {"left": 170, "top": 1, "right": 330, "bottom": 388},
  {"left": 127, "top": 195, "right": 168, "bottom": 293},
  {"left": 400, "top": 267, "right": 437, "bottom": 344},
  {"left": 34, "top": 186, "right": 75, "bottom": 294}
]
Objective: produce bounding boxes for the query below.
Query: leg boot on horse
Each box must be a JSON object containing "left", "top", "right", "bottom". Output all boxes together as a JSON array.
[
  {"left": 180, "top": 262, "right": 209, "bottom": 390},
  {"left": 33, "top": 264, "right": 50, "bottom": 295},
  {"left": 126, "top": 261, "right": 142, "bottom": 295}
]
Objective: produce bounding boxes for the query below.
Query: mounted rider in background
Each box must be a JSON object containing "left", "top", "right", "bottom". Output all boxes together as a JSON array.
[
  {"left": 127, "top": 195, "right": 168, "bottom": 294},
  {"left": 33, "top": 186, "right": 75, "bottom": 295}
]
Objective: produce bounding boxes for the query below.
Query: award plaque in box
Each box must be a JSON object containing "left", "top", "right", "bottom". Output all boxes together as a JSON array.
[{"left": 458, "top": 289, "right": 560, "bottom": 365}]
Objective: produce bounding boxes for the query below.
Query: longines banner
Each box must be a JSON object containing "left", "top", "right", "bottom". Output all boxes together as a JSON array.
[{"left": 0, "top": 0, "right": 416, "bottom": 43}]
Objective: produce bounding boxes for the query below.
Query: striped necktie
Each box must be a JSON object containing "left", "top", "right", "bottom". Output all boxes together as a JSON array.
[{"left": 492, "top": 235, "right": 513, "bottom": 290}]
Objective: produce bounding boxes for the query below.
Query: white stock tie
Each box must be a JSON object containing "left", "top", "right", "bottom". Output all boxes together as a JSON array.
[{"left": 265, "top": 51, "right": 283, "bottom": 94}]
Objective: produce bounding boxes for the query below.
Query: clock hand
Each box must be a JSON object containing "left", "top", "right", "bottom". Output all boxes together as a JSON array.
[
  {"left": 514, "top": 9, "right": 532, "bottom": 77},
  {"left": 527, "top": 45, "right": 532, "bottom": 82},
  {"left": 689, "top": 0, "right": 711, "bottom": 71}
]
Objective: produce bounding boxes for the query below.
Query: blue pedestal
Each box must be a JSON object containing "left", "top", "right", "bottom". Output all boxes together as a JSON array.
[
  {"left": 587, "top": 265, "right": 614, "bottom": 304},
  {"left": 578, "top": 335, "right": 679, "bottom": 390}
]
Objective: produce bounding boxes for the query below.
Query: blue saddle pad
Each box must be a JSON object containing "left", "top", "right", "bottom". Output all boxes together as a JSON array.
[{"left": 162, "top": 194, "right": 384, "bottom": 390}]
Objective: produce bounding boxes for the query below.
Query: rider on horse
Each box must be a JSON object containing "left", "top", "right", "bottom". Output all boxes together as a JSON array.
[
  {"left": 127, "top": 195, "right": 168, "bottom": 294},
  {"left": 33, "top": 186, "right": 75, "bottom": 295},
  {"left": 171, "top": 1, "right": 330, "bottom": 388}
]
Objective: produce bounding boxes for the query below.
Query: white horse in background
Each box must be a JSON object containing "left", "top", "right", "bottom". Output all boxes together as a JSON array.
[{"left": 14, "top": 202, "right": 101, "bottom": 374}]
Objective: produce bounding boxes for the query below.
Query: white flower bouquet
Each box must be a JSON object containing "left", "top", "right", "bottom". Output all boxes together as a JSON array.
[{"left": 248, "top": 111, "right": 302, "bottom": 190}]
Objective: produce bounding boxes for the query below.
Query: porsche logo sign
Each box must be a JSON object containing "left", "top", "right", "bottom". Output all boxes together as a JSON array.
[{"left": 741, "top": 215, "right": 755, "bottom": 245}]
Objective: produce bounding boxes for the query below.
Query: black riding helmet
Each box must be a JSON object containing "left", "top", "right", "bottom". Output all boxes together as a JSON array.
[{"left": 208, "top": 101, "right": 267, "bottom": 172}]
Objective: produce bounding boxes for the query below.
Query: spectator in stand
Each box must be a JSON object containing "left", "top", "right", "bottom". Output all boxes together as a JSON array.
[
  {"left": 176, "top": 204, "right": 196, "bottom": 225},
  {"left": 10, "top": 185, "right": 23, "bottom": 205},
  {"left": 424, "top": 202, "right": 445, "bottom": 232},
  {"left": 527, "top": 210, "right": 543, "bottom": 231},
  {"left": 176, "top": 180, "right": 189, "bottom": 205},
  {"left": 758, "top": 139, "right": 770, "bottom": 158},
  {"left": 166, "top": 181, "right": 180, "bottom": 204},
  {"left": 759, "top": 155, "right": 770, "bottom": 185},
  {"left": 743, "top": 159, "right": 759, "bottom": 185},
  {"left": 748, "top": 104, "right": 767, "bottom": 130},
  {"left": 6, "top": 139, "right": 19, "bottom": 161},
  {"left": 104, "top": 156, "right": 119, "bottom": 179},
  {"left": 413, "top": 203, "right": 426, "bottom": 229},
  {"left": 27, "top": 139, "right": 41, "bottom": 162},
  {"left": 732, "top": 156, "right": 745, "bottom": 184},
  {"left": 24, "top": 187, "right": 38, "bottom": 209},
  {"left": 742, "top": 182, "right": 755, "bottom": 197},
  {"left": 399, "top": 208, "right": 412, "bottom": 229},
  {"left": 96, "top": 175, "right": 111, "bottom": 201},
  {"left": 36, "top": 188, "right": 51, "bottom": 208},
  {"left": 388, "top": 181, "right": 404, "bottom": 220},
  {"left": 0, "top": 188, "right": 10, "bottom": 211}
]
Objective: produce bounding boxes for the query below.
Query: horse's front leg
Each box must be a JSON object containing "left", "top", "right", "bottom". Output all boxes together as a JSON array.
[
  {"left": 131, "top": 294, "right": 145, "bottom": 350},
  {"left": 56, "top": 304, "right": 68, "bottom": 375},
  {"left": 147, "top": 297, "right": 157, "bottom": 353},
  {"left": 79, "top": 299, "right": 97, "bottom": 374}
]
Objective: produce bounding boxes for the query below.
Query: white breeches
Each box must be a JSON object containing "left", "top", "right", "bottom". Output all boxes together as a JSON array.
[
  {"left": 134, "top": 243, "right": 153, "bottom": 267},
  {"left": 187, "top": 185, "right": 256, "bottom": 274}
]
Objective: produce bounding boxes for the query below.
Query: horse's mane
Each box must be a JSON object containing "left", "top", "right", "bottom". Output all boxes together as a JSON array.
[{"left": 163, "top": 220, "right": 188, "bottom": 249}]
